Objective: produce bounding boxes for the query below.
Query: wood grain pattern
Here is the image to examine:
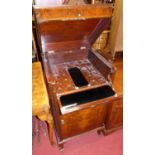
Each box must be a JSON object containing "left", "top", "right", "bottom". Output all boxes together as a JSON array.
[
  {"left": 32, "top": 62, "right": 49, "bottom": 113},
  {"left": 32, "top": 61, "right": 54, "bottom": 144},
  {"left": 60, "top": 104, "right": 107, "bottom": 139},
  {"left": 41, "top": 49, "right": 118, "bottom": 148},
  {"left": 103, "top": 58, "right": 123, "bottom": 134},
  {"left": 33, "top": 5, "right": 113, "bottom": 22},
  {"left": 113, "top": 57, "right": 123, "bottom": 96},
  {"left": 33, "top": 5, "right": 122, "bottom": 150},
  {"left": 104, "top": 98, "right": 123, "bottom": 134},
  {"left": 33, "top": 5, "right": 113, "bottom": 52}
]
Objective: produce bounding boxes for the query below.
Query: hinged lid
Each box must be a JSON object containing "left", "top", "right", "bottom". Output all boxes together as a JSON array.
[{"left": 33, "top": 4, "right": 113, "bottom": 52}]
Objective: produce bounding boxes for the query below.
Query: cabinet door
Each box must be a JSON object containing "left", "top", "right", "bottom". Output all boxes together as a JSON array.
[
  {"left": 60, "top": 104, "right": 107, "bottom": 139},
  {"left": 105, "top": 98, "right": 123, "bottom": 130}
]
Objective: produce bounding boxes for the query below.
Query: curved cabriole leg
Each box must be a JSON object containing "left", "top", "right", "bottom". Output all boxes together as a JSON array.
[
  {"left": 47, "top": 119, "right": 54, "bottom": 145},
  {"left": 38, "top": 110, "right": 54, "bottom": 145}
]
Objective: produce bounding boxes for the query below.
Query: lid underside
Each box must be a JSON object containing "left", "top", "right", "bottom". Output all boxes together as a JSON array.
[{"left": 33, "top": 5, "right": 113, "bottom": 52}]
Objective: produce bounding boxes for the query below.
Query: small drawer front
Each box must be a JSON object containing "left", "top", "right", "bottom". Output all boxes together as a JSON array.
[{"left": 60, "top": 103, "right": 107, "bottom": 139}]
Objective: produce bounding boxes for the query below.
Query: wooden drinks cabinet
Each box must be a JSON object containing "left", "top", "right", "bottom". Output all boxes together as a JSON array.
[{"left": 33, "top": 4, "right": 123, "bottom": 150}]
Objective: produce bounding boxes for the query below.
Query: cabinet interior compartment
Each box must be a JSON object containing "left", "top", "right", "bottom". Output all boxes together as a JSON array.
[{"left": 60, "top": 85, "right": 115, "bottom": 107}]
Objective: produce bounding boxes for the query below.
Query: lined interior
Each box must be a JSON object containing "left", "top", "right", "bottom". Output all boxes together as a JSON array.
[
  {"left": 60, "top": 85, "right": 115, "bottom": 106},
  {"left": 68, "top": 67, "right": 89, "bottom": 87}
]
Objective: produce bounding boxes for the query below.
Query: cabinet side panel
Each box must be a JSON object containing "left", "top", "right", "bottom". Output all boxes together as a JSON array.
[{"left": 105, "top": 98, "right": 123, "bottom": 130}]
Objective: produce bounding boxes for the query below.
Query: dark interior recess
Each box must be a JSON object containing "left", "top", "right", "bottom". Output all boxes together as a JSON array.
[
  {"left": 68, "top": 67, "right": 89, "bottom": 87},
  {"left": 60, "top": 85, "right": 115, "bottom": 106}
]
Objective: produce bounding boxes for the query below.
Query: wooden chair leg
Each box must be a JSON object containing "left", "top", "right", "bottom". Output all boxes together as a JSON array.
[{"left": 47, "top": 120, "right": 54, "bottom": 145}]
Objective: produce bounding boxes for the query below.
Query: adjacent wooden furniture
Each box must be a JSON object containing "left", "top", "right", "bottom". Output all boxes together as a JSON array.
[
  {"left": 32, "top": 61, "right": 53, "bottom": 144},
  {"left": 108, "top": 0, "right": 123, "bottom": 57},
  {"left": 32, "top": 31, "right": 39, "bottom": 62},
  {"left": 33, "top": 4, "right": 123, "bottom": 151}
]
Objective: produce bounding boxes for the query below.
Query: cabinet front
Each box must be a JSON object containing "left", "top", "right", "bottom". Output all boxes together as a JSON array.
[{"left": 60, "top": 104, "right": 107, "bottom": 139}]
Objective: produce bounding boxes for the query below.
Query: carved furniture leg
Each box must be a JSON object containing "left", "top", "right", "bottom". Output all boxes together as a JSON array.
[
  {"left": 37, "top": 110, "right": 54, "bottom": 145},
  {"left": 47, "top": 119, "right": 53, "bottom": 145},
  {"left": 97, "top": 128, "right": 104, "bottom": 135},
  {"left": 97, "top": 125, "right": 105, "bottom": 135}
]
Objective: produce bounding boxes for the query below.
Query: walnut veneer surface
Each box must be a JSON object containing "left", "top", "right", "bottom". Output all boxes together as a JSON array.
[
  {"left": 33, "top": 5, "right": 122, "bottom": 150},
  {"left": 32, "top": 62, "right": 49, "bottom": 112},
  {"left": 48, "top": 57, "right": 106, "bottom": 96},
  {"left": 113, "top": 58, "right": 123, "bottom": 96},
  {"left": 32, "top": 61, "right": 53, "bottom": 144},
  {"left": 103, "top": 57, "right": 123, "bottom": 134}
]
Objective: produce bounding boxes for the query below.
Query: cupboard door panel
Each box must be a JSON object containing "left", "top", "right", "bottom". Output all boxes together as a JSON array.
[
  {"left": 60, "top": 104, "right": 107, "bottom": 139},
  {"left": 106, "top": 98, "right": 123, "bottom": 129}
]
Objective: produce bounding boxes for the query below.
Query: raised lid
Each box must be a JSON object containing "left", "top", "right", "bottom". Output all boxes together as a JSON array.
[{"left": 33, "top": 5, "right": 113, "bottom": 52}]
